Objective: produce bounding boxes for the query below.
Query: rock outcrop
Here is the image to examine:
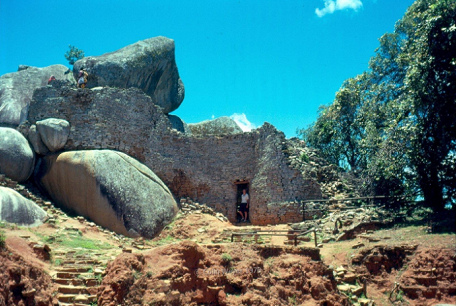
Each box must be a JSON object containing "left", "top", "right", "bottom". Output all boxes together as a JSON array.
[
  {"left": 168, "top": 114, "right": 191, "bottom": 134},
  {"left": 0, "top": 127, "right": 35, "bottom": 182},
  {"left": 0, "top": 186, "right": 47, "bottom": 226},
  {"left": 73, "top": 36, "right": 185, "bottom": 114},
  {"left": 0, "top": 65, "right": 75, "bottom": 127},
  {"left": 34, "top": 150, "right": 179, "bottom": 238},
  {"left": 188, "top": 116, "right": 243, "bottom": 136},
  {"left": 36, "top": 118, "right": 70, "bottom": 152}
]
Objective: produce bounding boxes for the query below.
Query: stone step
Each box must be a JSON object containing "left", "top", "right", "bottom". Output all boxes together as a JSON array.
[
  {"left": 58, "top": 285, "right": 90, "bottom": 295},
  {"left": 56, "top": 272, "right": 94, "bottom": 279},
  {"left": 53, "top": 278, "right": 85, "bottom": 286},
  {"left": 411, "top": 275, "right": 437, "bottom": 286},
  {"left": 55, "top": 259, "right": 101, "bottom": 265},
  {"left": 53, "top": 278, "right": 99, "bottom": 287},
  {"left": 57, "top": 293, "right": 97, "bottom": 304},
  {"left": 55, "top": 266, "right": 93, "bottom": 273},
  {"left": 401, "top": 285, "right": 456, "bottom": 299}
]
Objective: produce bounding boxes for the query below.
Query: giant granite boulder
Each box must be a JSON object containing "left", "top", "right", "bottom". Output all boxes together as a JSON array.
[
  {"left": 35, "top": 150, "right": 179, "bottom": 238},
  {"left": 27, "top": 124, "right": 50, "bottom": 155},
  {"left": 73, "top": 36, "right": 185, "bottom": 114},
  {"left": 0, "top": 187, "right": 47, "bottom": 226},
  {"left": 0, "top": 127, "right": 35, "bottom": 182},
  {"left": 36, "top": 118, "right": 70, "bottom": 152},
  {"left": 188, "top": 116, "right": 243, "bottom": 136},
  {"left": 0, "top": 65, "right": 75, "bottom": 127}
]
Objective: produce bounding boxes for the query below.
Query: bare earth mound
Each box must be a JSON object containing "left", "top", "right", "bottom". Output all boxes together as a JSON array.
[
  {"left": 0, "top": 237, "right": 56, "bottom": 306},
  {"left": 98, "top": 241, "right": 349, "bottom": 306}
]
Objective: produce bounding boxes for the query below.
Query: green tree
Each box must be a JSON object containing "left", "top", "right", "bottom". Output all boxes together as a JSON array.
[
  {"left": 397, "top": 0, "right": 456, "bottom": 211},
  {"left": 299, "top": 73, "right": 370, "bottom": 171},
  {"left": 64, "top": 44, "right": 85, "bottom": 65},
  {"left": 299, "top": 0, "right": 456, "bottom": 211}
]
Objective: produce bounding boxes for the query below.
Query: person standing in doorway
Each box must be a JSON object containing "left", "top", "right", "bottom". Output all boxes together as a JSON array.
[{"left": 240, "top": 189, "right": 249, "bottom": 222}]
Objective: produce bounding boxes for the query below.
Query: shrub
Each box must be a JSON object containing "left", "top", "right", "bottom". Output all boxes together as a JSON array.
[
  {"left": 64, "top": 45, "right": 85, "bottom": 65},
  {"left": 0, "top": 230, "right": 5, "bottom": 249},
  {"left": 300, "top": 152, "right": 309, "bottom": 163},
  {"left": 221, "top": 253, "right": 232, "bottom": 264}
]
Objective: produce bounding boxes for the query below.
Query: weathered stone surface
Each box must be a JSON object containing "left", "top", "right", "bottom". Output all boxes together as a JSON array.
[
  {"left": 73, "top": 36, "right": 185, "bottom": 114},
  {"left": 27, "top": 124, "right": 50, "bottom": 155},
  {"left": 36, "top": 118, "right": 70, "bottom": 152},
  {"left": 168, "top": 114, "right": 191, "bottom": 134},
  {"left": 34, "top": 150, "right": 179, "bottom": 238},
  {"left": 0, "top": 127, "right": 35, "bottom": 182},
  {"left": 188, "top": 116, "right": 243, "bottom": 136},
  {"left": 28, "top": 84, "right": 322, "bottom": 225},
  {"left": 0, "top": 65, "right": 75, "bottom": 127},
  {"left": 0, "top": 186, "right": 47, "bottom": 226}
]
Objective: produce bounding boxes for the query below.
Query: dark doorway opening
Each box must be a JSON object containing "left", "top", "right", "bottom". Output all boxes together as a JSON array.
[{"left": 234, "top": 181, "right": 249, "bottom": 223}]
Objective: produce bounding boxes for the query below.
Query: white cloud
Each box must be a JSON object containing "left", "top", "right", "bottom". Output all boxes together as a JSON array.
[
  {"left": 315, "top": 0, "right": 363, "bottom": 17},
  {"left": 230, "top": 113, "right": 256, "bottom": 132}
]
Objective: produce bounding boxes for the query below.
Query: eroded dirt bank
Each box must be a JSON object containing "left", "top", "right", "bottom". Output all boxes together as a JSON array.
[
  {"left": 97, "top": 241, "right": 349, "bottom": 306},
  {"left": 1, "top": 209, "right": 455, "bottom": 305},
  {"left": 0, "top": 237, "right": 56, "bottom": 306}
]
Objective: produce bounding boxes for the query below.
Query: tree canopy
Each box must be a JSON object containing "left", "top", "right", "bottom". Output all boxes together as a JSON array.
[
  {"left": 64, "top": 45, "right": 85, "bottom": 66},
  {"left": 298, "top": 0, "right": 456, "bottom": 212}
]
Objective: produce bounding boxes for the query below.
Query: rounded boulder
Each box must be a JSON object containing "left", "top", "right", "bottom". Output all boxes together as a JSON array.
[
  {"left": 36, "top": 118, "right": 70, "bottom": 152},
  {"left": 0, "top": 187, "right": 47, "bottom": 226},
  {"left": 0, "top": 127, "right": 35, "bottom": 182},
  {"left": 35, "top": 150, "right": 178, "bottom": 238}
]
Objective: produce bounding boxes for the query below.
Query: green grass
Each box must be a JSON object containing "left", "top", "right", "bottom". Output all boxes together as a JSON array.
[
  {"left": 152, "top": 235, "right": 177, "bottom": 246},
  {"left": 288, "top": 295, "right": 298, "bottom": 305},
  {"left": 34, "top": 231, "right": 113, "bottom": 251},
  {"left": 58, "top": 236, "right": 112, "bottom": 250},
  {"left": 221, "top": 253, "right": 232, "bottom": 264},
  {"left": 0, "top": 229, "right": 5, "bottom": 249},
  {"left": 95, "top": 273, "right": 103, "bottom": 285},
  {"left": 133, "top": 271, "right": 143, "bottom": 279},
  {"left": 299, "top": 152, "right": 309, "bottom": 163}
]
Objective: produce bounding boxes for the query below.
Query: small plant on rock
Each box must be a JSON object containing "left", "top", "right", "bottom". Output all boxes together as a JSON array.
[
  {"left": 221, "top": 253, "right": 232, "bottom": 265},
  {"left": 300, "top": 152, "right": 310, "bottom": 163},
  {"left": 288, "top": 295, "right": 298, "bottom": 305},
  {"left": 64, "top": 45, "right": 85, "bottom": 66}
]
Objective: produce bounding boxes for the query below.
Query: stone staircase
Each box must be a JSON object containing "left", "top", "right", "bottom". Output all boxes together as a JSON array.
[
  {"left": 51, "top": 249, "right": 110, "bottom": 306},
  {"left": 399, "top": 254, "right": 456, "bottom": 301}
]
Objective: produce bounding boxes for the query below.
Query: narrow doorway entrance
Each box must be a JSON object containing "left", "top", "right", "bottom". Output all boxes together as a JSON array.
[{"left": 234, "top": 181, "right": 249, "bottom": 223}]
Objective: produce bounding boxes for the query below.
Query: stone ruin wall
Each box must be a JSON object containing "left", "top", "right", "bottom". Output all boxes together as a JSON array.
[{"left": 27, "top": 85, "right": 322, "bottom": 224}]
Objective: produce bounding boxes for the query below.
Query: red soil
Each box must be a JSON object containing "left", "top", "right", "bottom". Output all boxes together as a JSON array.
[{"left": 98, "top": 241, "right": 349, "bottom": 306}]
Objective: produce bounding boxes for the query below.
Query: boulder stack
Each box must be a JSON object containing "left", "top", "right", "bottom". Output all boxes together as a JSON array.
[{"left": 73, "top": 36, "right": 185, "bottom": 114}]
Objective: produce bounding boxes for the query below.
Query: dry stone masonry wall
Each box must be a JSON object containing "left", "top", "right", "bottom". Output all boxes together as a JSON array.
[{"left": 26, "top": 83, "right": 322, "bottom": 225}]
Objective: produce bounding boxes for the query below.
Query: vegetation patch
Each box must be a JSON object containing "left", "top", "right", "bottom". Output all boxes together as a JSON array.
[{"left": 0, "top": 229, "right": 5, "bottom": 249}]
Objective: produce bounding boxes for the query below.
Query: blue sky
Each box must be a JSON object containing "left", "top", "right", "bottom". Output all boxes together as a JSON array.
[{"left": 0, "top": 0, "right": 415, "bottom": 137}]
